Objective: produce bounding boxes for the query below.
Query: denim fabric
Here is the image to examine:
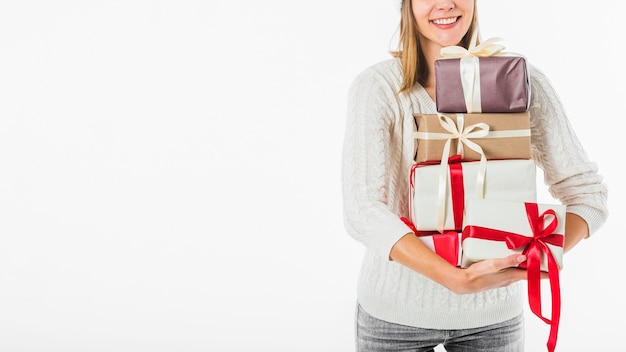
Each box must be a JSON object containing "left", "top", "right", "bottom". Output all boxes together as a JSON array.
[{"left": 355, "top": 303, "right": 524, "bottom": 352}]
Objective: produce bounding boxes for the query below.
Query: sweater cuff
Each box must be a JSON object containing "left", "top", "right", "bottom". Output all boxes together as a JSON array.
[
  {"left": 566, "top": 204, "right": 608, "bottom": 236},
  {"left": 370, "top": 217, "right": 415, "bottom": 260}
]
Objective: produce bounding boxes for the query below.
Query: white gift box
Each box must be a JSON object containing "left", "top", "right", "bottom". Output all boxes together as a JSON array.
[
  {"left": 461, "top": 198, "right": 565, "bottom": 271},
  {"left": 410, "top": 159, "right": 537, "bottom": 232}
]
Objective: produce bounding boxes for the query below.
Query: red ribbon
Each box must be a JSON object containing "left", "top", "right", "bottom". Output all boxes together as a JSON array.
[
  {"left": 432, "top": 232, "right": 460, "bottom": 266},
  {"left": 409, "top": 155, "right": 466, "bottom": 232},
  {"left": 448, "top": 156, "right": 464, "bottom": 230},
  {"left": 401, "top": 217, "right": 460, "bottom": 266},
  {"left": 462, "top": 203, "right": 564, "bottom": 352}
]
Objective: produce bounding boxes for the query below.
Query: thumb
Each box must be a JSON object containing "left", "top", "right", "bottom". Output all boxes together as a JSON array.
[
  {"left": 493, "top": 254, "right": 527, "bottom": 270},
  {"left": 512, "top": 254, "right": 527, "bottom": 267}
]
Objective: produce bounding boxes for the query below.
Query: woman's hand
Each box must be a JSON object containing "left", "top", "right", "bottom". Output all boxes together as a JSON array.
[
  {"left": 390, "top": 233, "right": 543, "bottom": 295},
  {"left": 446, "top": 254, "right": 529, "bottom": 295}
]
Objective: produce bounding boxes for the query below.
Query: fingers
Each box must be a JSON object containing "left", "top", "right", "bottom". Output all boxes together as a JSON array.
[
  {"left": 464, "top": 254, "right": 526, "bottom": 279},
  {"left": 457, "top": 262, "right": 527, "bottom": 294},
  {"left": 500, "top": 255, "right": 550, "bottom": 280},
  {"left": 493, "top": 254, "right": 527, "bottom": 271},
  {"left": 459, "top": 254, "right": 549, "bottom": 294}
]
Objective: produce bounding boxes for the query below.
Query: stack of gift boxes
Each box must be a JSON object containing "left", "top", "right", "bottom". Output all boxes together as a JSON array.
[{"left": 405, "top": 38, "right": 564, "bottom": 352}]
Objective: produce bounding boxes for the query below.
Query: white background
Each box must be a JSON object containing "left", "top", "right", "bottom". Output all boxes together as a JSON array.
[{"left": 0, "top": 0, "right": 623, "bottom": 351}]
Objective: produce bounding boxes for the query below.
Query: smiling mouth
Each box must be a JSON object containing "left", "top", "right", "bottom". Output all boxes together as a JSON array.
[{"left": 431, "top": 17, "right": 459, "bottom": 25}]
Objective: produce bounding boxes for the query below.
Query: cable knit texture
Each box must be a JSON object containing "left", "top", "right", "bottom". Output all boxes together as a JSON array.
[{"left": 341, "top": 58, "right": 608, "bottom": 329}]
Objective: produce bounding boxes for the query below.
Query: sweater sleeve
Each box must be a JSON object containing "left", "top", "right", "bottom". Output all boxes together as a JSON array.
[
  {"left": 528, "top": 65, "right": 609, "bottom": 235},
  {"left": 341, "top": 66, "right": 414, "bottom": 258}
]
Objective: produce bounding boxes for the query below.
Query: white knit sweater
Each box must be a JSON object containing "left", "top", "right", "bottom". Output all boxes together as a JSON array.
[{"left": 341, "top": 57, "right": 608, "bottom": 329}]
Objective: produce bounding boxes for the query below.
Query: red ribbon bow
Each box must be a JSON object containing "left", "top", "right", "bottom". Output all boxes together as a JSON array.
[{"left": 462, "top": 203, "right": 564, "bottom": 352}]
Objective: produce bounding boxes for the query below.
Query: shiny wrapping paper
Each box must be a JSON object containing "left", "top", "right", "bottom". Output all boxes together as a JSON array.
[
  {"left": 435, "top": 56, "right": 530, "bottom": 113},
  {"left": 413, "top": 112, "right": 531, "bottom": 163}
]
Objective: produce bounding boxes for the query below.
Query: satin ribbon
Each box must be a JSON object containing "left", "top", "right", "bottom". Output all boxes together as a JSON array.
[
  {"left": 414, "top": 125, "right": 531, "bottom": 145},
  {"left": 413, "top": 114, "right": 531, "bottom": 201},
  {"left": 414, "top": 113, "right": 490, "bottom": 160},
  {"left": 410, "top": 155, "right": 466, "bottom": 233},
  {"left": 401, "top": 216, "right": 431, "bottom": 235},
  {"left": 425, "top": 114, "right": 486, "bottom": 233},
  {"left": 440, "top": 36, "right": 506, "bottom": 113},
  {"left": 400, "top": 217, "right": 460, "bottom": 266},
  {"left": 413, "top": 114, "right": 533, "bottom": 232},
  {"left": 447, "top": 156, "right": 465, "bottom": 232},
  {"left": 432, "top": 231, "right": 460, "bottom": 266},
  {"left": 462, "top": 203, "right": 564, "bottom": 352}
]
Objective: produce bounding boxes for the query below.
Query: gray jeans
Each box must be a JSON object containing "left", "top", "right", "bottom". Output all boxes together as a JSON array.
[{"left": 355, "top": 303, "right": 524, "bottom": 352}]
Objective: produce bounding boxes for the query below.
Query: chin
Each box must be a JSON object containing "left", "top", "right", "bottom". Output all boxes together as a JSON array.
[{"left": 433, "top": 40, "right": 462, "bottom": 49}]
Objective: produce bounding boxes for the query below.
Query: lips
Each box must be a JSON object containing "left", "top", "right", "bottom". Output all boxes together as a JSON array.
[{"left": 431, "top": 16, "right": 459, "bottom": 25}]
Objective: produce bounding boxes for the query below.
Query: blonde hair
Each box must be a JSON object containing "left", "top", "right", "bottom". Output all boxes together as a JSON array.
[{"left": 392, "top": 0, "right": 480, "bottom": 93}]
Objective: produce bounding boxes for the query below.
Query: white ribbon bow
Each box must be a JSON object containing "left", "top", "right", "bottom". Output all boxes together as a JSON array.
[
  {"left": 432, "top": 114, "right": 488, "bottom": 232},
  {"left": 439, "top": 35, "right": 506, "bottom": 113},
  {"left": 414, "top": 113, "right": 533, "bottom": 232},
  {"left": 440, "top": 36, "right": 506, "bottom": 58}
]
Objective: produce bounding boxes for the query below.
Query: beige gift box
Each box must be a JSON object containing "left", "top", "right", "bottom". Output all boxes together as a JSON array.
[{"left": 413, "top": 112, "right": 531, "bottom": 163}]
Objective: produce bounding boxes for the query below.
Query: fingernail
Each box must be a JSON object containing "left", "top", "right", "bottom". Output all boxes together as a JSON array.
[{"left": 516, "top": 255, "right": 527, "bottom": 263}]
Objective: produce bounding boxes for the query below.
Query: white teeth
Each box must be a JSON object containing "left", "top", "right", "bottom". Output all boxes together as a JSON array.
[{"left": 432, "top": 17, "right": 458, "bottom": 25}]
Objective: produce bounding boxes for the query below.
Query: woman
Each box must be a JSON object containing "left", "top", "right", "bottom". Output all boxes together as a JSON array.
[{"left": 341, "top": 0, "right": 609, "bottom": 351}]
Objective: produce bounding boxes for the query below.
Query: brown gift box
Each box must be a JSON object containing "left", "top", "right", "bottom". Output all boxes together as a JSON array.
[
  {"left": 413, "top": 112, "right": 531, "bottom": 163},
  {"left": 435, "top": 56, "right": 529, "bottom": 113}
]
